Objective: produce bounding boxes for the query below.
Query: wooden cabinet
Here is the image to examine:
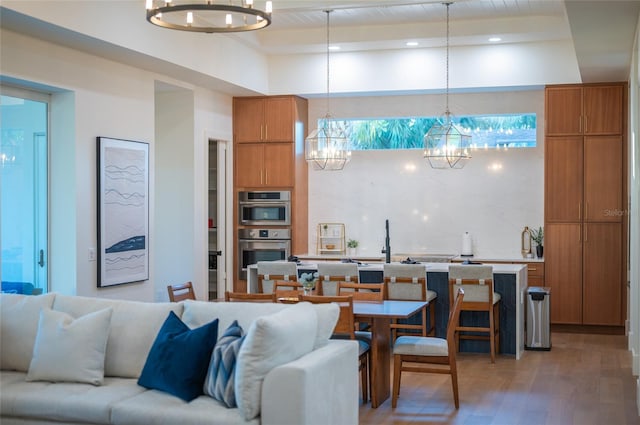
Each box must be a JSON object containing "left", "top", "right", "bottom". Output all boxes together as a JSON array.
[
  {"left": 234, "top": 97, "right": 294, "bottom": 143},
  {"left": 235, "top": 143, "right": 294, "bottom": 188},
  {"left": 545, "top": 85, "right": 624, "bottom": 136},
  {"left": 526, "top": 262, "right": 545, "bottom": 286},
  {"left": 583, "top": 223, "right": 622, "bottom": 325},
  {"left": 544, "top": 83, "right": 626, "bottom": 327}
]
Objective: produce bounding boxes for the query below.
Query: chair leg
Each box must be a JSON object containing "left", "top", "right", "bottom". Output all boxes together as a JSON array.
[
  {"left": 392, "top": 355, "right": 402, "bottom": 408},
  {"left": 449, "top": 356, "right": 460, "bottom": 409},
  {"left": 494, "top": 302, "right": 501, "bottom": 356},
  {"left": 489, "top": 306, "right": 496, "bottom": 363},
  {"left": 429, "top": 303, "right": 436, "bottom": 336},
  {"left": 421, "top": 308, "right": 427, "bottom": 337},
  {"left": 391, "top": 318, "right": 397, "bottom": 341},
  {"left": 360, "top": 355, "right": 369, "bottom": 403}
]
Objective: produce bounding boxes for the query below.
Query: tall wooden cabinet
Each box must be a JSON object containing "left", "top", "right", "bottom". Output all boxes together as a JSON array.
[
  {"left": 544, "top": 83, "right": 626, "bottom": 327},
  {"left": 233, "top": 95, "right": 309, "bottom": 291}
]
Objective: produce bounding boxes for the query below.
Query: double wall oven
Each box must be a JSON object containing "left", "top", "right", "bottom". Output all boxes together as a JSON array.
[{"left": 238, "top": 191, "right": 291, "bottom": 280}]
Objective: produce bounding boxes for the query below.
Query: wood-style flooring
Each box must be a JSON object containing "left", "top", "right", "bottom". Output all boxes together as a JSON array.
[{"left": 359, "top": 332, "right": 639, "bottom": 425}]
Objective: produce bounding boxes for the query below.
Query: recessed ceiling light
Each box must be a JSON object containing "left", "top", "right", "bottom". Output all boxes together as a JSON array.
[
  {"left": 489, "top": 37, "right": 502, "bottom": 42},
  {"left": 406, "top": 41, "right": 419, "bottom": 47},
  {"left": 328, "top": 45, "right": 340, "bottom": 51}
]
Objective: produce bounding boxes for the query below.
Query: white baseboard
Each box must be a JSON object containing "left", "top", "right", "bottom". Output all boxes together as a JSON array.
[
  {"left": 633, "top": 348, "right": 639, "bottom": 376},
  {"left": 626, "top": 319, "right": 630, "bottom": 336}
]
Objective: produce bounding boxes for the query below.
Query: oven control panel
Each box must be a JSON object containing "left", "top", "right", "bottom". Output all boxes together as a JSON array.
[{"left": 239, "top": 228, "right": 291, "bottom": 240}]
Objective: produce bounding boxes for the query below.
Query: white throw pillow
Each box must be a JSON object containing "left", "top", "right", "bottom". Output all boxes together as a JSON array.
[
  {"left": 26, "top": 307, "right": 113, "bottom": 385},
  {"left": 312, "top": 303, "right": 339, "bottom": 349},
  {"left": 235, "top": 302, "right": 318, "bottom": 420},
  {"left": 0, "top": 293, "right": 56, "bottom": 371}
]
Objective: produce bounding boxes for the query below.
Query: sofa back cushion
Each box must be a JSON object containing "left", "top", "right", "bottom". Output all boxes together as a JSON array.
[
  {"left": 0, "top": 293, "right": 56, "bottom": 371},
  {"left": 182, "top": 300, "right": 339, "bottom": 350},
  {"left": 52, "top": 294, "right": 183, "bottom": 378}
]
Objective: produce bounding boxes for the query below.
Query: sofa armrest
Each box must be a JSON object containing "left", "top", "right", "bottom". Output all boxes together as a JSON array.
[{"left": 261, "top": 340, "right": 359, "bottom": 425}]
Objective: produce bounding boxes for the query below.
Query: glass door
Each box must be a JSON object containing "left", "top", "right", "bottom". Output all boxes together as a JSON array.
[{"left": 0, "top": 86, "right": 49, "bottom": 294}]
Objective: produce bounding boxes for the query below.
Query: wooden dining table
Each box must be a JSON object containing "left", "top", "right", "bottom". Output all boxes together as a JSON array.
[{"left": 353, "top": 300, "right": 428, "bottom": 408}]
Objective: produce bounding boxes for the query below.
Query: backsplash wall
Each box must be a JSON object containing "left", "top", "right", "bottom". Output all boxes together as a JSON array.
[{"left": 305, "top": 90, "right": 544, "bottom": 259}]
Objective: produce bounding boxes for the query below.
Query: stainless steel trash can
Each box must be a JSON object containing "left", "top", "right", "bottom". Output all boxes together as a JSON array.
[{"left": 525, "top": 287, "right": 551, "bottom": 351}]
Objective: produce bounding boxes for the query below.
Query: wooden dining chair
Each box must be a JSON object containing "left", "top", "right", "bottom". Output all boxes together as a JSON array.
[
  {"left": 273, "top": 280, "right": 305, "bottom": 300},
  {"left": 316, "top": 263, "right": 359, "bottom": 296},
  {"left": 448, "top": 264, "right": 501, "bottom": 363},
  {"left": 167, "top": 281, "right": 196, "bottom": 302},
  {"left": 384, "top": 263, "right": 437, "bottom": 338},
  {"left": 299, "top": 294, "right": 370, "bottom": 403},
  {"left": 224, "top": 291, "right": 276, "bottom": 302},
  {"left": 256, "top": 261, "right": 298, "bottom": 294},
  {"left": 337, "top": 282, "right": 384, "bottom": 302},
  {"left": 392, "top": 288, "right": 465, "bottom": 409}
]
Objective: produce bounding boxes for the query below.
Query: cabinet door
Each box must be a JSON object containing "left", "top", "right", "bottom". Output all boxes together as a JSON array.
[
  {"left": 545, "top": 86, "right": 582, "bottom": 135},
  {"left": 582, "top": 223, "right": 622, "bottom": 325},
  {"left": 234, "top": 98, "right": 264, "bottom": 143},
  {"left": 263, "top": 143, "right": 294, "bottom": 187},
  {"left": 583, "top": 85, "right": 623, "bottom": 135},
  {"left": 584, "top": 136, "right": 623, "bottom": 221},
  {"left": 235, "top": 143, "right": 264, "bottom": 187},
  {"left": 264, "top": 97, "right": 294, "bottom": 142},
  {"left": 545, "top": 136, "right": 583, "bottom": 222},
  {"left": 546, "top": 224, "right": 582, "bottom": 324}
]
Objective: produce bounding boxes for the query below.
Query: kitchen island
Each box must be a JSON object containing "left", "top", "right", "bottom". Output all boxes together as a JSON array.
[{"left": 247, "top": 261, "right": 528, "bottom": 359}]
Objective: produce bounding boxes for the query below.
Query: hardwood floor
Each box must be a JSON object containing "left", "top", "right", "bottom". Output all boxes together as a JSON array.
[{"left": 359, "top": 332, "right": 638, "bottom": 425}]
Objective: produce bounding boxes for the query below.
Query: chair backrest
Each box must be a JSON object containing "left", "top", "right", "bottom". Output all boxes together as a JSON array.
[
  {"left": 167, "top": 281, "right": 196, "bottom": 302},
  {"left": 446, "top": 288, "right": 465, "bottom": 348},
  {"left": 317, "top": 263, "right": 359, "bottom": 296},
  {"left": 383, "top": 263, "right": 427, "bottom": 301},
  {"left": 273, "top": 280, "right": 304, "bottom": 300},
  {"left": 299, "top": 294, "right": 355, "bottom": 338},
  {"left": 257, "top": 261, "right": 298, "bottom": 293},
  {"left": 448, "top": 264, "right": 494, "bottom": 306},
  {"left": 337, "top": 282, "right": 384, "bottom": 302},
  {"left": 224, "top": 291, "right": 276, "bottom": 302}
]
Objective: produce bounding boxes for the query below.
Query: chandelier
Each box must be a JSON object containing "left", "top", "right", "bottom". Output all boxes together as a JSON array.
[
  {"left": 145, "top": 0, "right": 273, "bottom": 33},
  {"left": 423, "top": 2, "right": 471, "bottom": 169},
  {"left": 305, "top": 10, "right": 351, "bottom": 171}
]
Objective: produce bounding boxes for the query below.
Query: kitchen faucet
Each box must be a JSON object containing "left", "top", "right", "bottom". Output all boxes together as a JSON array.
[{"left": 381, "top": 219, "right": 391, "bottom": 263}]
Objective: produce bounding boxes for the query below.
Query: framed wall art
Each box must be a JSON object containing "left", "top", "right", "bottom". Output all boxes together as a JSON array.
[{"left": 97, "top": 137, "right": 149, "bottom": 287}]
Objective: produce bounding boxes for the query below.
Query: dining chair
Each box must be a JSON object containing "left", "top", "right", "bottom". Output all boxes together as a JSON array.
[
  {"left": 299, "top": 294, "right": 370, "bottom": 404},
  {"left": 224, "top": 291, "right": 276, "bottom": 302},
  {"left": 337, "top": 282, "right": 384, "bottom": 341},
  {"left": 448, "top": 264, "right": 501, "bottom": 363},
  {"left": 384, "top": 263, "right": 437, "bottom": 338},
  {"left": 256, "top": 261, "right": 298, "bottom": 294},
  {"left": 273, "top": 280, "right": 305, "bottom": 301},
  {"left": 316, "top": 262, "right": 359, "bottom": 296},
  {"left": 167, "top": 281, "right": 196, "bottom": 302},
  {"left": 392, "top": 288, "right": 465, "bottom": 409}
]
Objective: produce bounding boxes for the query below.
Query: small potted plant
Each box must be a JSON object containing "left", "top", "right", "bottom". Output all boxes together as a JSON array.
[
  {"left": 347, "top": 239, "right": 359, "bottom": 257},
  {"left": 531, "top": 226, "right": 544, "bottom": 258},
  {"left": 299, "top": 272, "right": 318, "bottom": 295}
]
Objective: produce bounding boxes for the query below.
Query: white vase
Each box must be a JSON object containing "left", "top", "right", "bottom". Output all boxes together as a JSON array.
[{"left": 347, "top": 247, "right": 357, "bottom": 257}]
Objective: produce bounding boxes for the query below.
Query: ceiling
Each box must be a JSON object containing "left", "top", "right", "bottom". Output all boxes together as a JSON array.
[{"left": 1, "top": 0, "right": 639, "bottom": 93}]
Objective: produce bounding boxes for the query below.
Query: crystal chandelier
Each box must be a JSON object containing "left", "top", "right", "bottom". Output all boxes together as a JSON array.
[
  {"left": 424, "top": 2, "right": 471, "bottom": 169},
  {"left": 305, "top": 10, "right": 351, "bottom": 171},
  {"left": 145, "top": 0, "right": 272, "bottom": 33}
]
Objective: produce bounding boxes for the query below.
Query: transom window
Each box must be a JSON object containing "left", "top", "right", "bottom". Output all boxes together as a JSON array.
[{"left": 321, "top": 113, "right": 537, "bottom": 150}]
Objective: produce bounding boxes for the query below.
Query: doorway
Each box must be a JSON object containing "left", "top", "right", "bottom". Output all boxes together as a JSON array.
[
  {"left": 0, "top": 86, "right": 49, "bottom": 294},
  {"left": 208, "top": 139, "right": 227, "bottom": 300}
]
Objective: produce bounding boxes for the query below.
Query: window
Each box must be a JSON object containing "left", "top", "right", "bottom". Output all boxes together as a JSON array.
[{"left": 321, "top": 113, "right": 537, "bottom": 150}]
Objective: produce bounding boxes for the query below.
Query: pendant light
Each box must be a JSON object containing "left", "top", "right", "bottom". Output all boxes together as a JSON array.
[
  {"left": 423, "top": 2, "right": 471, "bottom": 169},
  {"left": 305, "top": 10, "right": 351, "bottom": 171}
]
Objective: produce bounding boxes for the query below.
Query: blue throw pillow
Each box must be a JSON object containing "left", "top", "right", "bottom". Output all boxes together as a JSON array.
[
  {"left": 137, "top": 311, "right": 218, "bottom": 402},
  {"left": 203, "top": 320, "right": 245, "bottom": 407}
]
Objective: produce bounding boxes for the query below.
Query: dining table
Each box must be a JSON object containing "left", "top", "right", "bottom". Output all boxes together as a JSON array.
[{"left": 353, "top": 299, "right": 428, "bottom": 408}]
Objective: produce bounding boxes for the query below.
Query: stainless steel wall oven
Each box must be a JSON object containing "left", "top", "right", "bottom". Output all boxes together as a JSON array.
[
  {"left": 239, "top": 191, "right": 291, "bottom": 226},
  {"left": 238, "top": 228, "right": 291, "bottom": 280}
]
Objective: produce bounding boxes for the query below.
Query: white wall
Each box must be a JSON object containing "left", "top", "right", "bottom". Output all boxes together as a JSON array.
[
  {"left": 307, "top": 90, "right": 544, "bottom": 259},
  {"left": 0, "top": 28, "right": 233, "bottom": 301}
]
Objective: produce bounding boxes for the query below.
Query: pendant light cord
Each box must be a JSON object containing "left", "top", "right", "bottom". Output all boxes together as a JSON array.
[
  {"left": 445, "top": 2, "right": 451, "bottom": 120},
  {"left": 325, "top": 9, "right": 332, "bottom": 117}
]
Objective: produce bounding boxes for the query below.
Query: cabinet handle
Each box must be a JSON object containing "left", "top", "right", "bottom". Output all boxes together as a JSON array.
[
  {"left": 584, "top": 115, "right": 588, "bottom": 133},
  {"left": 579, "top": 115, "right": 582, "bottom": 133},
  {"left": 585, "top": 202, "right": 588, "bottom": 220},
  {"left": 265, "top": 170, "right": 268, "bottom": 184},
  {"left": 265, "top": 125, "right": 268, "bottom": 140},
  {"left": 584, "top": 226, "right": 588, "bottom": 242},
  {"left": 529, "top": 267, "right": 537, "bottom": 271},
  {"left": 578, "top": 203, "right": 581, "bottom": 220},
  {"left": 260, "top": 169, "right": 263, "bottom": 184},
  {"left": 260, "top": 125, "right": 264, "bottom": 140}
]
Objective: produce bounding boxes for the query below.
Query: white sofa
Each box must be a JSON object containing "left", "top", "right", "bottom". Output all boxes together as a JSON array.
[{"left": 0, "top": 293, "right": 358, "bottom": 425}]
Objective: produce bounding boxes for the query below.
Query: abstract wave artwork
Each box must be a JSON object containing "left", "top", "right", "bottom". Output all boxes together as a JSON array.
[{"left": 98, "top": 137, "right": 149, "bottom": 286}]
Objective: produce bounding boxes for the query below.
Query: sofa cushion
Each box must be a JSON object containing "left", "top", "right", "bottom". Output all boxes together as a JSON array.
[
  {"left": 138, "top": 311, "right": 218, "bottom": 402},
  {"left": 204, "top": 320, "right": 246, "bottom": 407},
  {"left": 0, "top": 293, "right": 56, "bottom": 372},
  {"left": 52, "top": 294, "right": 183, "bottom": 378},
  {"left": 235, "top": 302, "right": 318, "bottom": 421},
  {"left": 0, "top": 371, "right": 146, "bottom": 425},
  {"left": 26, "top": 307, "right": 112, "bottom": 385},
  {"left": 182, "top": 300, "right": 338, "bottom": 350},
  {"left": 110, "top": 390, "right": 259, "bottom": 425}
]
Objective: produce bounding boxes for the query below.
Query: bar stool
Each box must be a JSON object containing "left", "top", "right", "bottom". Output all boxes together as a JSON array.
[
  {"left": 448, "top": 264, "right": 501, "bottom": 363},
  {"left": 317, "top": 262, "right": 359, "bottom": 296},
  {"left": 256, "top": 261, "right": 298, "bottom": 294}
]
